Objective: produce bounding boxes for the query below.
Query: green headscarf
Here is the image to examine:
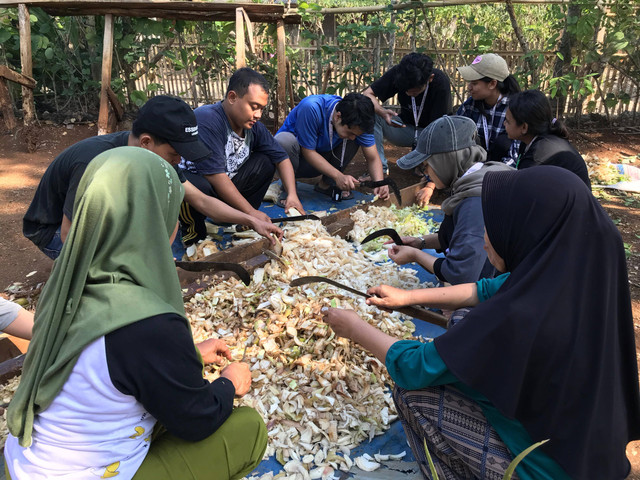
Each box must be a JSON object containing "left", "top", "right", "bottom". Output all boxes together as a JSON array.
[
  {"left": 8, "top": 147, "right": 185, "bottom": 447},
  {"left": 427, "top": 144, "right": 512, "bottom": 215}
]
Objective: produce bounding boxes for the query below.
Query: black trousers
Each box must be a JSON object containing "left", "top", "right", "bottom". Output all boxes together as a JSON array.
[
  {"left": 276, "top": 131, "right": 360, "bottom": 186},
  {"left": 180, "top": 152, "right": 276, "bottom": 244}
]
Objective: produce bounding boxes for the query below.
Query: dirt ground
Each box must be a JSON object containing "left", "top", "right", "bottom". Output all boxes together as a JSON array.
[{"left": 1, "top": 122, "right": 640, "bottom": 476}]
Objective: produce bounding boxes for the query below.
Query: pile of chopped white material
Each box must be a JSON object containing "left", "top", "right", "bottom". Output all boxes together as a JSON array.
[
  {"left": 348, "top": 205, "right": 439, "bottom": 257},
  {"left": 0, "top": 374, "right": 21, "bottom": 448},
  {"left": 185, "top": 219, "right": 433, "bottom": 480}
]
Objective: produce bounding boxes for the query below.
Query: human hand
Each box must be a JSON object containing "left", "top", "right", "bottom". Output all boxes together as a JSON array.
[
  {"left": 374, "top": 185, "right": 390, "bottom": 201},
  {"left": 383, "top": 236, "right": 422, "bottom": 249},
  {"left": 381, "top": 109, "right": 397, "bottom": 125},
  {"left": 416, "top": 185, "right": 434, "bottom": 207},
  {"left": 196, "top": 338, "right": 232, "bottom": 365},
  {"left": 220, "top": 362, "right": 252, "bottom": 396},
  {"left": 388, "top": 244, "right": 417, "bottom": 265},
  {"left": 251, "top": 219, "right": 283, "bottom": 244},
  {"left": 335, "top": 173, "right": 359, "bottom": 192},
  {"left": 252, "top": 209, "right": 272, "bottom": 224},
  {"left": 367, "top": 285, "right": 412, "bottom": 309},
  {"left": 321, "top": 307, "right": 364, "bottom": 340},
  {"left": 284, "top": 194, "right": 305, "bottom": 215}
]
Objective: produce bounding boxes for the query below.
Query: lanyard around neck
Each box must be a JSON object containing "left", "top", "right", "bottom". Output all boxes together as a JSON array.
[
  {"left": 481, "top": 94, "right": 502, "bottom": 149},
  {"left": 411, "top": 85, "right": 429, "bottom": 142},
  {"left": 328, "top": 104, "right": 348, "bottom": 168}
]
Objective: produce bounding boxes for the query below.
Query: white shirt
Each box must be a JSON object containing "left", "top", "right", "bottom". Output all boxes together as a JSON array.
[{"left": 5, "top": 337, "right": 156, "bottom": 479}]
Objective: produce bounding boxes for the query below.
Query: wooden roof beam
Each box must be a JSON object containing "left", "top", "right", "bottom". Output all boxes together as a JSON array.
[{"left": 0, "top": 1, "right": 301, "bottom": 24}]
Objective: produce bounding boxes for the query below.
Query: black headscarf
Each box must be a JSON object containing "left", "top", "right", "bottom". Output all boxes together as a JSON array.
[{"left": 434, "top": 166, "right": 640, "bottom": 479}]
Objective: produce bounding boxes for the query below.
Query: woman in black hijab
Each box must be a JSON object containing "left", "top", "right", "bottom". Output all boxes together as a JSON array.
[{"left": 323, "top": 166, "right": 640, "bottom": 479}]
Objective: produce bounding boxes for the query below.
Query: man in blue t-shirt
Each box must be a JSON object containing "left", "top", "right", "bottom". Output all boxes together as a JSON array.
[
  {"left": 275, "top": 93, "right": 389, "bottom": 201},
  {"left": 179, "top": 69, "right": 303, "bottom": 244}
]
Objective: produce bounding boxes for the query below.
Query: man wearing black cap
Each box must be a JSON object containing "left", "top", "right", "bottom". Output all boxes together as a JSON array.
[{"left": 23, "top": 95, "right": 282, "bottom": 260}]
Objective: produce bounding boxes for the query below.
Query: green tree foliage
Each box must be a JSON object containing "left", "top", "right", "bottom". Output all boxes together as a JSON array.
[{"left": 0, "top": 1, "right": 638, "bottom": 118}]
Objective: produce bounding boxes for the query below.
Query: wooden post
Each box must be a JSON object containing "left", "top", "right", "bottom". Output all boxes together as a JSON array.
[
  {"left": 276, "top": 19, "right": 286, "bottom": 129},
  {"left": 98, "top": 14, "right": 114, "bottom": 136},
  {"left": 18, "top": 4, "right": 35, "bottom": 126},
  {"left": 235, "top": 8, "right": 246, "bottom": 69},
  {"left": 0, "top": 78, "right": 17, "bottom": 131}
]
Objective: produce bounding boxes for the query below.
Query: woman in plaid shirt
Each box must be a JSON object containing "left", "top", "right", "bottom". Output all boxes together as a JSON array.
[{"left": 456, "top": 53, "right": 521, "bottom": 166}]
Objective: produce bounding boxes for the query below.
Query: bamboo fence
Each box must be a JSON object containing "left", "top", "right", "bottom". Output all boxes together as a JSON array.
[{"left": 133, "top": 26, "right": 639, "bottom": 120}]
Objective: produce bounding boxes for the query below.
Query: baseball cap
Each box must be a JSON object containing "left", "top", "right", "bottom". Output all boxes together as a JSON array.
[
  {"left": 457, "top": 54, "right": 510, "bottom": 82},
  {"left": 396, "top": 116, "right": 477, "bottom": 170},
  {"left": 132, "top": 95, "right": 211, "bottom": 162}
]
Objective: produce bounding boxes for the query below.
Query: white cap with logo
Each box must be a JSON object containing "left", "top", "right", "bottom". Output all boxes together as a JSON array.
[{"left": 457, "top": 54, "right": 510, "bottom": 82}]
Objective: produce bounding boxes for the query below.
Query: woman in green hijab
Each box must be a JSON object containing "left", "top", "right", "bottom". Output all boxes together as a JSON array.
[
  {"left": 391, "top": 115, "right": 512, "bottom": 286},
  {"left": 5, "top": 147, "right": 267, "bottom": 480}
]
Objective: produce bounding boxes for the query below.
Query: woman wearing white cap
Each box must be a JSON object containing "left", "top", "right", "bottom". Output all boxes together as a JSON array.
[
  {"left": 415, "top": 54, "right": 520, "bottom": 207},
  {"left": 456, "top": 53, "right": 521, "bottom": 164}
]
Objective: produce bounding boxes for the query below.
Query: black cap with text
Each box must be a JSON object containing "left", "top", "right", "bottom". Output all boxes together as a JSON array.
[{"left": 132, "top": 95, "right": 211, "bottom": 162}]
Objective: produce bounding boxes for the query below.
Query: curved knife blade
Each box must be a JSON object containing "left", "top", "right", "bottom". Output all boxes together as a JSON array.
[
  {"left": 291, "top": 276, "right": 370, "bottom": 298},
  {"left": 360, "top": 228, "right": 404, "bottom": 246},
  {"left": 290, "top": 276, "right": 448, "bottom": 328},
  {"left": 175, "top": 261, "right": 251, "bottom": 286}
]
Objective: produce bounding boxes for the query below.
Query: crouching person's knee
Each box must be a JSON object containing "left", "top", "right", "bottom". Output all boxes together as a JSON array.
[
  {"left": 133, "top": 407, "right": 267, "bottom": 480},
  {"left": 226, "top": 406, "right": 268, "bottom": 479}
]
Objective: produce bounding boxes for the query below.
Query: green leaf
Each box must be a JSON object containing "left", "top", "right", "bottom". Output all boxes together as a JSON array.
[
  {"left": 556, "top": 52, "right": 564, "bottom": 61},
  {"left": 583, "top": 78, "right": 594, "bottom": 94},
  {"left": 585, "top": 51, "right": 600, "bottom": 63},
  {"left": 44, "top": 47, "right": 54, "bottom": 60},
  {"left": 423, "top": 438, "right": 439, "bottom": 480},
  {"left": 31, "top": 34, "right": 42, "bottom": 52},
  {"left": 572, "top": 79, "right": 580, "bottom": 92},
  {"left": 605, "top": 95, "right": 618, "bottom": 108},
  {"left": 130, "top": 90, "right": 147, "bottom": 107},
  {"left": 503, "top": 439, "right": 549, "bottom": 480}
]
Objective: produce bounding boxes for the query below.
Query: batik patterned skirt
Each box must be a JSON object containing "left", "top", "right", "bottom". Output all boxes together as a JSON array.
[{"left": 393, "top": 384, "right": 519, "bottom": 480}]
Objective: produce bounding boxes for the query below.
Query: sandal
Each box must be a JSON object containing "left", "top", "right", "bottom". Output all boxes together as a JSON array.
[
  {"left": 358, "top": 168, "right": 389, "bottom": 183},
  {"left": 275, "top": 191, "right": 287, "bottom": 209},
  {"left": 314, "top": 183, "right": 354, "bottom": 201}
]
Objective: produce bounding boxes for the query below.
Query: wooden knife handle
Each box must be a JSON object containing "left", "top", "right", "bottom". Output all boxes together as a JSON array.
[{"left": 392, "top": 305, "right": 448, "bottom": 328}]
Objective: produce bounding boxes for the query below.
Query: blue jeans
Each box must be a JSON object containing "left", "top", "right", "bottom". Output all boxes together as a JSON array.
[
  {"left": 171, "top": 227, "right": 186, "bottom": 261},
  {"left": 41, "top": 228, "right": 63, "bottom": 260},
  {"left": 374, "top": 115, "right": 423, "bottom": 171}
]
